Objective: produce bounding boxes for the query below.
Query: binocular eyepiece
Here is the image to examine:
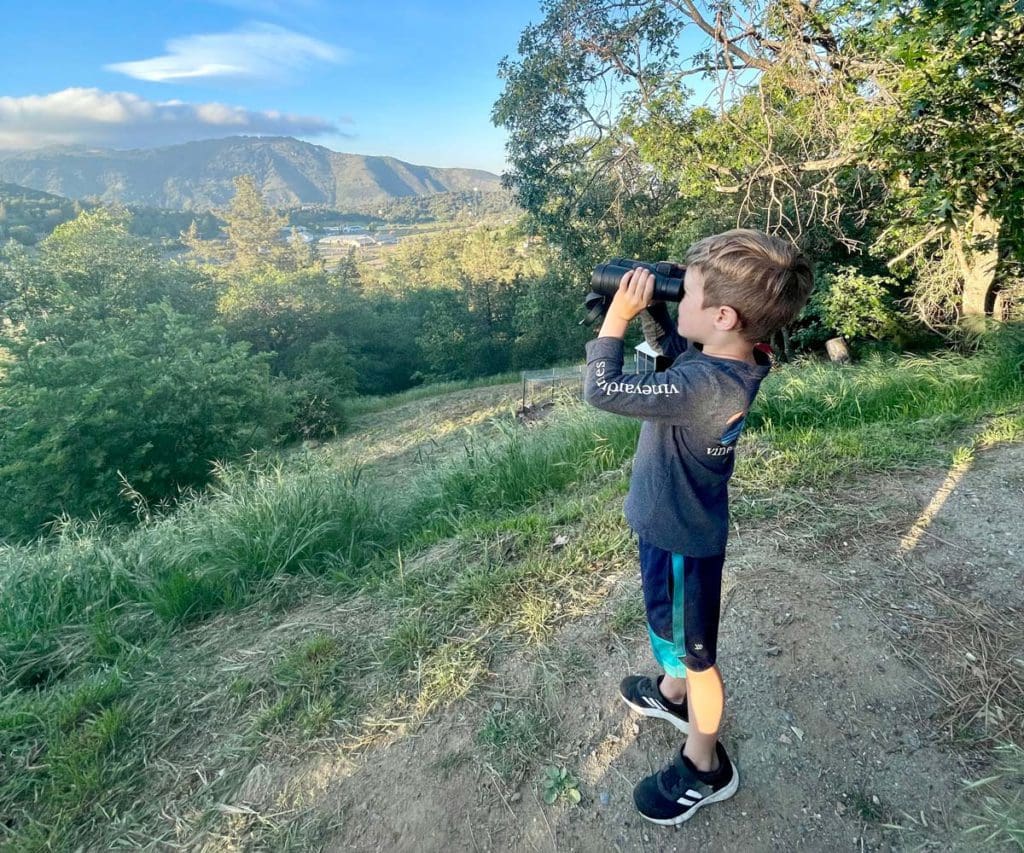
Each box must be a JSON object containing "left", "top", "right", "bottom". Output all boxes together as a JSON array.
[
  {"left": 581, "top": 258, "right": 686, "bottom": 326},
  {"left": 590, "top": 258, "right": 686, "bottom": 302}
]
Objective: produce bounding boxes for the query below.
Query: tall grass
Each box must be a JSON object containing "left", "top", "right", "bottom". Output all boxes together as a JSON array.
[
  {"left": 140, "top": 455, "right": 391, "bottom": 612},
  {"left": 0, "top": 457, "right": 389, "bottom": 688},
  {"left": 401, "top": 402, "right": 640, "bottom": 542},
  {"left": 751, "top": 325, "right": 1024, "bottom": 431},
  {"left": 0, "top": 403, "right": 639, "bottom": 690},
  {"left": 0, "top": 522, "right": 162, "bottom": 689}
]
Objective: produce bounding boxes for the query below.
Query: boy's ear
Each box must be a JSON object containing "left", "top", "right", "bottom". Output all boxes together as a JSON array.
[{"left": 714, "top": 305, "right": 743, "bottom": 332}]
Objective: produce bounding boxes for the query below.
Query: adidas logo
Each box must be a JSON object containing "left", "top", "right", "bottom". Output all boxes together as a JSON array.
[
  {"left": 642, "top": 695, "right": 667, "bottom": 712},
  {"left": 676, "top": 788, "right": 704, "bottom": 807}
]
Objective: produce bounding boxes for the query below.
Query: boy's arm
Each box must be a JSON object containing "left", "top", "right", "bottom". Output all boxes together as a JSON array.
[
  {"left": 583, "top": 266, "right": 712, "bottom": 420},
  {"left": 583, "top": 336, "right": 711, "bottom": 421},
  {"left": 639, "top": 302, "right": 687, "bottom": 361}
]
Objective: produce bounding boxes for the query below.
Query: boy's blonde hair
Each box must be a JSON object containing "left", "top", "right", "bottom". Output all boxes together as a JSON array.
[{"left": 685, "top": 229, "right": 814, "bottom": 342}]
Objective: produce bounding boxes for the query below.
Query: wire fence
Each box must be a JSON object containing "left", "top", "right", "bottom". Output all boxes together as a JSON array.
[{"left": 519, "top": 365, "right": 585, "bottom": 411}]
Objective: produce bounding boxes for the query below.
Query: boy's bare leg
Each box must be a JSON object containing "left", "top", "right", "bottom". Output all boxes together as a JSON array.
[
  {"left": 682, "top": 665, "right": 724, "bottom": 772},
  {"left": 659, "top": 673, "right": 687, "bottom": 703}
]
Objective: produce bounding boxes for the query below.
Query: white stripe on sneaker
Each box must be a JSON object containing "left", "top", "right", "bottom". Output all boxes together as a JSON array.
[
  {"left": 677, "top": 797, "right": 695, "bottom": 806},
  {"left": 685, "top": 789, "right": 702, "bottom": 800},
  {"left": 642, "top": 696, "right": 666, "bottom": 711}
]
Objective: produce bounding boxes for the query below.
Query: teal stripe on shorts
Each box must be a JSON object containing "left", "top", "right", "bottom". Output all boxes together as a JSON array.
[
  {"left": 647, "top": 623, "right": 687, "bottom": 678},
  {"left": 671, "top": 552, "right": 686, "bottom": 659},
  {"left": 647, "top": 554, "right": 688, "bottom": 678}
]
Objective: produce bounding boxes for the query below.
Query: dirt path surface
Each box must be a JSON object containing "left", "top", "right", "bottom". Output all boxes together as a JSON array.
[{"left": 255, "top": 443, "right": 1023, "bottom": 852}]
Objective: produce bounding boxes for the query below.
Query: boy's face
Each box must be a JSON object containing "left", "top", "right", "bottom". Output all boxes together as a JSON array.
[
  {"left": 676, "top": 265, "right": 742, "bottom": 344},
  {"left": 676, "top": 266, "right": 716, "bottom": 343}
]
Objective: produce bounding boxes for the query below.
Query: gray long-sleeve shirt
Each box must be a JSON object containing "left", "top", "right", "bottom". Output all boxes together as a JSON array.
[{"left": 583, "top": 303, "right": 771, "bottom": 556}]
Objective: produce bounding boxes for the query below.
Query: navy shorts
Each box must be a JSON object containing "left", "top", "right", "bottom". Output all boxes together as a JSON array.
[{"left": 638, "top": 536, "right": 724, "bottom": 676}]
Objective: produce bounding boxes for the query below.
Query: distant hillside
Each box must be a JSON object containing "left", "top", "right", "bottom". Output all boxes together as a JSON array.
[
  {"left": 0, "top": 137, "right": 503, "bottom": 211},
  {"left": 0, "top": 182, "right": 83, "bottom": 244},
  {"left": 0, "top": 181, "right": 70, "bottom": 207},
  {"left": 0, "top": 182, "right": 228, "bottom": 245}
]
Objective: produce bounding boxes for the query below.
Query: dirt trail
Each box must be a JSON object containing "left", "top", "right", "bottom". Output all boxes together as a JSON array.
[{"left": 259, "top": 443, "right": 1023, "bottom": 852}]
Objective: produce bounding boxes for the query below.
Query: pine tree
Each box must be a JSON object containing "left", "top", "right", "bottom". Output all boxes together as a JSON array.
[
  {"left": 221, "top": 175, "right": 288, "bottom": 270},
  {"left": 287, "top": 226, "right": 317, "bottom": 271},
  {"left": 181, "top": 219, "right": 203, "bottom": 256}
]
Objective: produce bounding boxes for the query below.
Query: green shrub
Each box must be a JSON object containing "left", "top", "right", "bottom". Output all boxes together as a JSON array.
[
  {"left": 820, "top": 266, "right": 907, "bottom": 342},
  {"left": 0, "top": 303, "right": 291, "bottom": 543},
  {"left": 290, "top": 333, "right": 358, "bottom": 392},
  {"left": 138, "top": 453, "right": 389, "bottom": 615},
  {"left": 282, "top": 370, "right": 348, "bottom": 442},
  {"left": 792, "top": 265, "right": 921, "bottom": 352},
  {"left": 752, "top": 322, "right": 1024, "bottom": 433}
]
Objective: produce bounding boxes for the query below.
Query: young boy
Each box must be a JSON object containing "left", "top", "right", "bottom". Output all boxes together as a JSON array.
[{"left": 583, "top": 229, "right": 814, "bottom": 826}]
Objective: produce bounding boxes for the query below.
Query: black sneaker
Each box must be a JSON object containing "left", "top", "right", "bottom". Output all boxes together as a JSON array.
[
  {"left": 619, "top": 674, "right": 690, "bottom": 734},
  {"left": 633, "top": 741, "right": 739, "bottom": 826}
]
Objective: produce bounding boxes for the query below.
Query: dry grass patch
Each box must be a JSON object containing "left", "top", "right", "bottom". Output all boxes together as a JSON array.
[{"left": 888, "top": 562, "right": 1024, "bottom": 750}]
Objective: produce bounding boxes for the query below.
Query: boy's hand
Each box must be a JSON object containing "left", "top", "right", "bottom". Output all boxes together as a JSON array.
[{"left": 608, "top": 268, "right": 655, "bottom": 323}]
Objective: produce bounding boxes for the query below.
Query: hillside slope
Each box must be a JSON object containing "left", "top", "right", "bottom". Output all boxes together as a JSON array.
[{"left": 2, "top": 365, "right": 1020, "bottom": 850}]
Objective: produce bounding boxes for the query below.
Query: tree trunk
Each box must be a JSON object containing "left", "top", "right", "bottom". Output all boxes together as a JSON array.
[
  {"left": 781, "top": 325, "right": 794, "bottom": 362},
  {"left": 770, "top": 326, "right": 795, "bottom": 362},
  {"left": 951, "top": 205, "right": 1001, "bottom": 320}
]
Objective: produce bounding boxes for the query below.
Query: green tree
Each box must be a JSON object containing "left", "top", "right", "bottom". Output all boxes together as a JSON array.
[
  {"left": 2, "top": 208, "right": 218, "bottom": 342},
  {"left": 414, "top": 289, "right": 476, "bottom": 381},
  {"left": 215, "top": 265, "right": 359, "bottom": 376},
  {"left": 0, "top": 209, "right": 293, "bottom": 542},
  {"left": 510, "top": 260, "right": 592, "bottom": 369},
  {"left": 493, "top": 0, "right": 877, "bottom": 263},
  {"left": 374, "top": 225, "right": 549, "bottom": 381},
  {"left": 287, "top": 226, "right": 317, "bottom": 272},
  {"left": 179, "top": 176, "right": 355, "bottom": 390},
  {"left": 494, "top": 0, "right": 1023, "bottom": 331},
  {"left": 180, "top": 218, "right": 218, "bottom": 263},
  {"left": 857, "top": 0, "right": 1024, "bottom": 326},
  {"left": 220, "top": 175, "right": 289, "bottom": 271}
]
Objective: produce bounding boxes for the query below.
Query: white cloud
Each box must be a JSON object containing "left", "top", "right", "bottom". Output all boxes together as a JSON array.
[
  {"left": 0, "top": 88, "right": 345, "bottom": 150},
  {"left": 105, "top": 22, "right": 346, "bottom": 84}
]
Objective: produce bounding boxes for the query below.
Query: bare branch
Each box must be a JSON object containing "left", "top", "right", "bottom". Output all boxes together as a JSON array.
[
  {"left": 712, "top": 153, "right": 857, "bottom": 192},
  {"left": 665, "top": 0, "right": 824, "bottom": 94},
  {"left": 886, "top": 226, "right": 946, "bottom": 268}
]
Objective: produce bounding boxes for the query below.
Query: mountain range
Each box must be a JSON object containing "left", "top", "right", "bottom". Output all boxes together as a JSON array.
[{"left": 0, "top": 136, "right": 502, "bottom": 211}]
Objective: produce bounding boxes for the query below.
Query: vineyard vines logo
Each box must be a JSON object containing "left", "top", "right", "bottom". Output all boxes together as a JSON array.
[
  {"left": 706, "top": 445, "right": 735, "bottom": 457},
  {"left": 594, "top": 362, "right": 680, "bottom": 395},
  {"left": 706, "top": 410, "right": 747, "bottom": 456}
]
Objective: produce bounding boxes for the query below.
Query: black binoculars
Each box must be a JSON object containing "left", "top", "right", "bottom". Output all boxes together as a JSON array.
[
  {"left": 581, "top": 258, "right": 686, "bottom": 326},
  {"left": 591, "top": 258, "right": 686, "bottom": 301}
]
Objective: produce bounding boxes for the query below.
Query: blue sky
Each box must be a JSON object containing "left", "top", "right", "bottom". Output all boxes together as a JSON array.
[{"left": 0, "top": 0, "right": 553, "bottom": 173}]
